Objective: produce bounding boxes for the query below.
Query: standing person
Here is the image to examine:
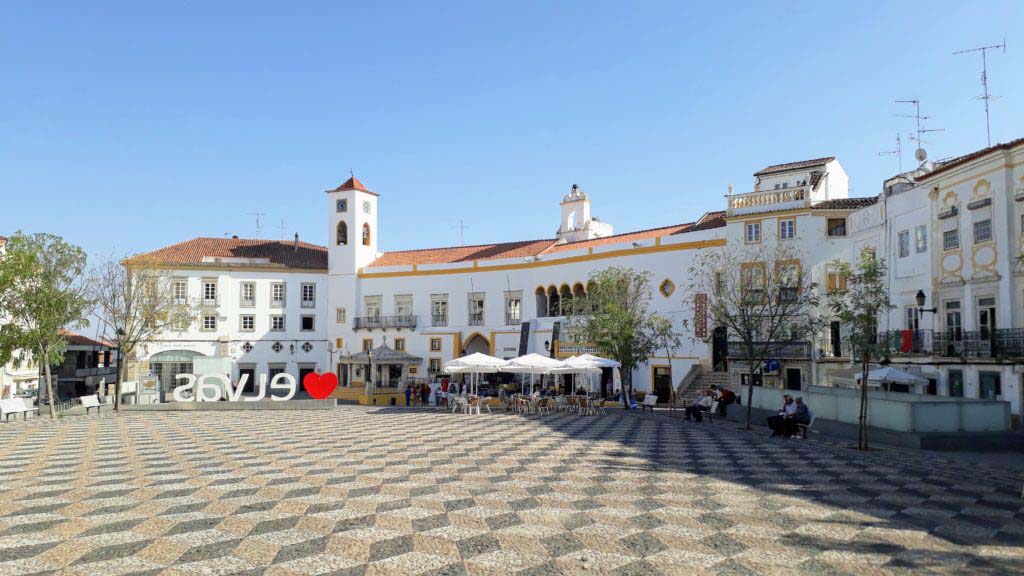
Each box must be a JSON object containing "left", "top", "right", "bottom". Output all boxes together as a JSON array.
[
  {"left": 766, "top": 395, "right": 795, "bottom": 436},
  {"left": 404, "top": 383, "right": 413, "bottom": 406},
  {"left": 440, "top": 378, "right": 449, "bottom": 407},
  {"left": 716, "top": 386, "right": 736, "bottom": 416},
  {"left": 420, "top": 383, "right": 430, "bottom": 405}
]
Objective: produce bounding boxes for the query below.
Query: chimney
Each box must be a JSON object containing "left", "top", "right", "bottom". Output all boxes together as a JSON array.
[
  {"left": 293, "top": 233, "right": 299, "bottom": 251},
  {"left": 727, "top": 184, "right": 734, "bottom": 196}
]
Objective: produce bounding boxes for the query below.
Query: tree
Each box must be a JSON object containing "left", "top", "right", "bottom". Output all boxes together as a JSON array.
[
  {"left": 90, "top": 255, "right": 194, "bottom": 412},
  {"left": 565, "top": 266, "right": 679, "bottom": 406},
  {"left": 827, "top": 248, "right": 894, "bottom": 450},
  {"left": 0, "top": 232, "right": 91, "bottom": 417},
  {"left": 686, "top": 242, "right": 820, "bottom": 430}
]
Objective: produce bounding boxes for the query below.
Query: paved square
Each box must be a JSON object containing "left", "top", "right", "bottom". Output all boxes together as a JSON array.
[{"left": 0, "top": 407, "right": 1021, "bottom": 575}]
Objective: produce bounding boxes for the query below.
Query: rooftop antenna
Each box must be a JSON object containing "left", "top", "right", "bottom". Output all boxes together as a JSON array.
[
  {"left": 954, "top": 39, "right": 1006, "bottom": 147},
  {"left": 878, "top": 133, "right": 903, "bottom": 174},
  {"left": 274, "top": 218, "right": 286, "bottom": 241},
  {"left": 451, "top": 219, "right": 469, "bottom": 246},
  {"left": 895, "top": 99, "right": 944, "bottom": 163},
  {"left": 247, "top": 212, "right": 266, "bottom": 238}
]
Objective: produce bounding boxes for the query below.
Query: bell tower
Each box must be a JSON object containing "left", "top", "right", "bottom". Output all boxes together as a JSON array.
[
  {"left": 327, "top": 176, "right": 378, "bottom": 274},
  {"left": 557, "top": 184, "right": 612, "bottom": 243}
]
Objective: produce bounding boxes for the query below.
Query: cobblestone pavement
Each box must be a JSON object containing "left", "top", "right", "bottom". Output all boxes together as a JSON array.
[{"left": 0, "top": 407, "right": 1021, "bottom": 576}]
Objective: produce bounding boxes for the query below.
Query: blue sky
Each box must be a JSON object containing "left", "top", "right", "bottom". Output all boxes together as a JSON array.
[{"left": 3, "top": 1, "right": 1021, "bottom": 258}]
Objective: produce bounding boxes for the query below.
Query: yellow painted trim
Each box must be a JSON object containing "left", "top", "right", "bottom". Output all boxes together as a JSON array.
[
  {"left": 650, "top": 364, "right": 671, "bottom": 391},
  {"left": 429, "top": 337, "right": 443, "bottom": 352},
  {"left": 358, "top": 239, "right": 726, "bottom": 279},
  {"left": 654, "top": 237, "right": 662, "bottom": 246},
  {"left": 741, "top": 219, "right": 763, "bottom": 244},
  {"left": 924, "top": 158, "right": 1024, "bottom": 190}
]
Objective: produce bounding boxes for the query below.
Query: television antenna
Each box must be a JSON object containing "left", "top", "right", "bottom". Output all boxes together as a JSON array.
[
  {"left": 450, "top": 218, "right": 470, "bottom": 246},
  {"left": 954, "top": 40, "right": 1006, "bottom": 147},
  {"left": 895, "top": 100, "right": 944, "bottom": 163},
  {"left": 274, "top": 218, "right": 286, "bottom": 241},
  {"left": 247, "top": 212, "right": 266, "bottom": 238},
  {"left": 878, "top": 133, "right": 903, "bottom": 174}
]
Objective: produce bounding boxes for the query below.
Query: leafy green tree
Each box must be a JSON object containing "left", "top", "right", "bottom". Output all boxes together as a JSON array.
[
  {"left": 826, "top": 248, "right": 894, "bottom": 450},
  {"left": 565, "top": 266, "right": 679, "bottom": 406},
  {"left": 91, "top": 255, "right": 195, "bottom": 412},
  {"left": 686, "top": 242, "right": 820, "bottom": 430},
  {"left": 0, "top": 232, "right": 91, "bottom": 417}
]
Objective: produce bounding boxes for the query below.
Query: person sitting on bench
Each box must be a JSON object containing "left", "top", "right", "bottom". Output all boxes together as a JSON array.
[
  {"left": 782, "top": 397, "right": 812, "bottom": 438},
  {"left": 716, "top": 386, "right": 736, "bottom": 416},
  {"left": 767, "top": 395, "right": 795, "bottom": 436},
  {"left": 684, "top": 389, "right": 713, "bottom": 422}
]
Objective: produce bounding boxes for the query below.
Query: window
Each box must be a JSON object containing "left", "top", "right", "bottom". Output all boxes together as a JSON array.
[
  {"left": 173, "top": 314, "right": 190, "bottom": 332},
  {"left": 430, "top": 337, "right": 442, "bottom": 352},
  {"left": 1020, "top": 214, "right": 1024, "bottom": 236},
  {"left": 271, "top": 315, "right": 285, "bottom": 331},
  {"left": 336, "top": 198, "right": 347, "bottom": 213},
  {"left": 943, "top": 229, "right": 959, "bottom": 251},
  {"left": 429, "top": 358, "right": 442, "bottom": 375},
  {"left": 271, "top": 283, "right": 286, "bottom": 306},
  {"left": 202, "top": 280, "right": 217, "bottom": 305},
  {"left": 898, "top": 230, "right": 910, "bottom": 258},
  {"left": 395, "top": 295, "right": 413, "bottom": 317},
  {"left": 301, "top": 315, "right": 315, "bottom": 331},
  {"left": 944, "top": 300, "right": 962, "bottom": 339},
  {"left": 240, "top": 282, "right": 255, "bottom": 307},
  {"left": 827, "top": 218, "right": 847, "bottom": 237},
  {"left": 336, "top": 308, "right": 346, "bottom": 324},
  {"left": 301, "top": 283, "right": 315, "bottom": 308},
  {"left": 241, "top": 342, "right": 253, "bottom": 353},
  {"left": 741, "top": 264, "right": 765, "bottom": 302},
  {"left": 505, "top": 292, "right": 522, "bottom": 325},
  {"left": 979, "top": 371, "right": 1002, "bottom": 400},
  {"left": 364, "top": 296, "right": 382, "bottom": 319},
  {"left": 826, "top": 266, "right": 847, "bottom": 293},
  {"left": 915, "top": 225, "right": 928, "bottom": 253},
  {"left": 394, "top": 337, "right": 405, "bottom": 352},
  {"left": 202, "top": 315, "right": 217, "bottom": 331},
  {"left": 712, "top": 271, "right": 725, "bottom": 296},
  {"left": 302, "top": 342, "right": 313, "bottom": 353},
  {"left": 240, "top": 315, "right": 255, "bottom": 332},
  {"left": 948, "top": 369, "right": 964, "bottom": 397},
  {"left": 905, "top": 307, "right": 920, "bottom": 331},
  {"left": 777, "top": 262, "right": 800, "bottom": 302},
  {"left": 431, "top": 295, "right": 448, "bottom": 326},
  {"left": 468, "top": 293, "right": 485, "bottom": 326},
  {"left": 977, "top": 297, "right": 996, "bottom": 339},
  {"left": 973, "top": 219, "right": 992, "bottom": 243},
  {"left": 336, "top": 221, "right": 347, "bottom": 245},
  {"left": 778, "top": 219, "right": 795, "bottom": 240},
  {"left": 745, "top": 222, "right": 761, "bottom": 243},
  {"left": 362, "top": 223, "right": 371, "bottom": 246},
  {"left": 271, "top": 342, "right": 283, "bottom": 354},
  {"left": 172, "top": 280, "right": 188, "bottom": 305},
  {"left": 362, "top": 338, "right": 373, "bottom": 352}
]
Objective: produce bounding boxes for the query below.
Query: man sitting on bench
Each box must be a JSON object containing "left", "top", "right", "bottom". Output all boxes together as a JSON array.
[{"left": 683, "top": 389, "right": 713, "bottom": 422}]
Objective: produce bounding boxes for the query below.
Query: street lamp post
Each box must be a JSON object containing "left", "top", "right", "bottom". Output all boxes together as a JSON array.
[
  {"left": 114, "top": 327, "right": 125, "bottom": 411},
  {"left": 915, "top": 290, "right": 937, "bottom": 317}
]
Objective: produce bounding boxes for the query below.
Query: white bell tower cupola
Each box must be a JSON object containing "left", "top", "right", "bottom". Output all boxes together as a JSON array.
[
  {"left": 556, "top": 184, "right": 613, "bottom": 244},
  {"left": 327, "top": 175, "right": 379, "bottom": 274}
]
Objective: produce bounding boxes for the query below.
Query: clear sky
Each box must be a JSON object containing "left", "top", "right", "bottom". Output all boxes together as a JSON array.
[{"left": 3, "top": 1, "right": 1021, "bottom": 258}]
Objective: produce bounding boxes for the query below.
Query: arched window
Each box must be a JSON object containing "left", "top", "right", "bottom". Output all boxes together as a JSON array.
[
  {"left": 336, "top": 221, "right": 348, "bottom": 246},
  {"left": 362, "top": 223, "right": 371, "bottom": 246}
]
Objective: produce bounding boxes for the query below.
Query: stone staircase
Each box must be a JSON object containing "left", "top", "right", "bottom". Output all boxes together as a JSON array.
[{"left": 677, "top": 370, "right": 730, "bottom": 402}]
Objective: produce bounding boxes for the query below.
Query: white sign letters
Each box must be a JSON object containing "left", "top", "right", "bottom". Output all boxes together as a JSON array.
[{"left": 172, "top": 372, "right": 297, "bottom": 402}]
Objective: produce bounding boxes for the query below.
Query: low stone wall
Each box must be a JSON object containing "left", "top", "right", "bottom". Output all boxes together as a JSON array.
[
  {"left": 739, "top": 385, "right": 1011, "bottom": 433},
  {"left": 121, "top": 400, "right": 335, "bottom": 411}
]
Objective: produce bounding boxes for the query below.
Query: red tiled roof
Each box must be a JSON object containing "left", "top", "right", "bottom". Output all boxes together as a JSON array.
[
  {"left": 917, "top": 137, "right": 1024, "bottom": 181},
  {"left": 368, "top": 239, "right": 556, "bottom": 268},
  {"left": 135, "top": 237, "right": 328, "bottom": 270},
  {"left": 60, "top": 330, "right": 113, "bottom": 348},
  {"left": 327, "top": 176, "right": 377, "bottom": 195},
  {"left": 366, "top": 211, "right": 727, "bottom": 267},
  {"left": 754, "top": 157, "right": 835, "bottom": 177},
  {"left": 811, "top": 197, "right": 878, "bottom": 210}
]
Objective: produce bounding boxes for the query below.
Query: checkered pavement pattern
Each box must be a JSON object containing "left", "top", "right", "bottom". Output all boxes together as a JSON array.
[{"left": 0, "top": 407, "right": 1021, "bottom": 575}]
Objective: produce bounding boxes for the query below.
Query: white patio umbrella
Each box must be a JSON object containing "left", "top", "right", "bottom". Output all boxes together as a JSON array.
[
  {"left": 444, "top": 353, "right": 507, "bottom": 395},
  {"left": 855, "top": 366, "right": 928, "bottom": 393},
  {"left": 550, "top": 356, "right": 604, "bottom": 395},
  {"left": 499, "top": 353, "right": 568, "bottom": 394}
]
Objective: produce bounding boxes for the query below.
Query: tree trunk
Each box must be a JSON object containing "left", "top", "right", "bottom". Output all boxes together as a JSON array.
[
  {"left": 744, "top": 367, "right": 755, "bottom": 430},
  {"left": 622, "top": 369, "right": 633, "bottom": 409},
  {"left": 43, "top": 360, "right": 56, "bottom": 419},
  {"left": 859, "top": 352, "right": 869, "bottom": 450}
]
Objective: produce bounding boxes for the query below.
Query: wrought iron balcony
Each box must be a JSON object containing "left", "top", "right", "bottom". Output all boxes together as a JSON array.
[
  {"left": 431, "top": 314, "right": 448, "bottom": 327},
  {"left": 468, "top": 313, "right": 485, "bottom": 327},
  {"left": 727, "top": 341, "right": 812, "bottom": 359},
  {"left": 353, "top": 315, "right": 417, "bottom": 330}
]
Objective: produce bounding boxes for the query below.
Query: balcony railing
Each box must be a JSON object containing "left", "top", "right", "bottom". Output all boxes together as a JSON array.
[
  {"left": 431, "top": 314, "right": 448, "bottom": 327},
  {"left": 468, "top": 313, "right": 485, "bottom": 326},
  {"left": 727, "top": 186, "right": 809, "bottom": 215},
  {"left": 505, "top": 314, "right": 521, "bottom": 326},
  {"left": 353, "top": 315, "right": 418, "bottom": 330},
  {"left": 727, "top": 341, "right": 812, "bottom": 359},
  {"left": 816, "top": 328, "right": 1024, "bottom": 360}
]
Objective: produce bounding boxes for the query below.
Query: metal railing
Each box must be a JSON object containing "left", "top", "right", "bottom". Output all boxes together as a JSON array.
[
  {"left": 815, "top": 328, "right": 1024, "bottom": 360},
  {"left": 468, "top": 313, "right": 484, "bottom": 326},
  {"left": 353, "top": 315, "right": 418, "bottom": 330},
  {"left": 727, "top": 341, "right": 812, "bottom": 359},
  {"left": 505, "top": 314, "right": 521, "bottom": 326},
  {"left": 431, "top": 314, "right": 448, "bottom": 327}
]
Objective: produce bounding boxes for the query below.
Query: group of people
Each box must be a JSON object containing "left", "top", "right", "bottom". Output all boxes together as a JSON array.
[
  {"left": 682, "top": 385, "right": 737, "bottom": 422},
  {"left": 403, "top": 382, "right": 433, "bottom": 406},
  {"left": 766, "top": 395, "right": 812, "bottom": 438}
]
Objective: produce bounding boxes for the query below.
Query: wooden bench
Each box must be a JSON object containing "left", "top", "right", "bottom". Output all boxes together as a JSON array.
[
  {"left": 640, "top": 394, "right": 659, "bottom": 413},
  {"left": 80, "top": 395, "right": 102, "bottom": 414},
  {"left": 699, "top": 400, "right": 720, "bottom": 422},
  {"left": 1, "top": 398, "right": 39, "bottom": 421},
  {"left": 796, "top": 416, "right": 815, "bottom": 439}
]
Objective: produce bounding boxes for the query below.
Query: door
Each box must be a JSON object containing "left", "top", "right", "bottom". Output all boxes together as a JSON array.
[
  {"left": 652, "top": 367, "right": 672, "bottom": 404},
  {"left": 338, "top": 364, "right": 348, "bottom": 387},
  {"left": 829, "top": 321, "right": 843, "bottom": 357},
  {"left": 298, "top": 367, "right": 316, "bottom": 391},
  {"left": 978, "top": 297, "right": 996, "bottom": 355},
  {"left": 238, "top": 368, "right": 256, "bottom": 394},
  {"left": 712, "top": 327, "right": 728, "bottom": 371},
  {"left": 979, "top": 371, "right": 1001, "bottom": 400},
  {"left": 785, "top": 368, "right": 802, "bottom": 391}
]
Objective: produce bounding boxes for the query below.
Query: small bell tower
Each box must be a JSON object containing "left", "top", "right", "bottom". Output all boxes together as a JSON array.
[{"left": 557, "top": 184, "right": 612, "bottom": 243}]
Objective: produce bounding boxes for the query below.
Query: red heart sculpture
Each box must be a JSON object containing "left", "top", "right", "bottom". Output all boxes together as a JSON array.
[{"left": 303, "top": 372, "right": 338, "bottom": 400}]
